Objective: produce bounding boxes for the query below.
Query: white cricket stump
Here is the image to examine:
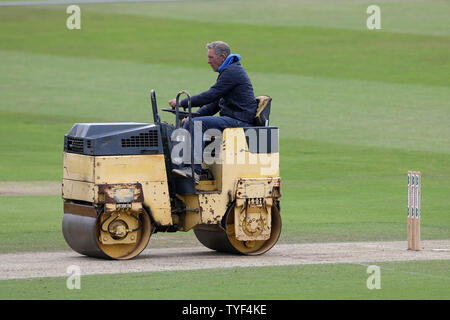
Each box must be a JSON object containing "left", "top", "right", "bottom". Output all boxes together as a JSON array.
[{"left": 407, "top": 171, "right": 421, "bottom": 251}]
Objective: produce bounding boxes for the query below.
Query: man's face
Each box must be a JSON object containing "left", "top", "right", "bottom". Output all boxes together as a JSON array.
[{"left": 207, "top": 48, "right": 226, "bottom": 72}]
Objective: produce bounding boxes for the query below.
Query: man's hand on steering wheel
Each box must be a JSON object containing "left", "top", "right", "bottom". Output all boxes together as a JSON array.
[
  {"left": 168, "top": 99, "right": 178, "bottom": 109},
  {"left": 167, "top": 99, "right": 191, "bottom": 127}
]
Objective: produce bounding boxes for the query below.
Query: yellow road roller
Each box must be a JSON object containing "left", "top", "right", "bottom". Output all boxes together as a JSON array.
[{"left": 62, "top": 90, "right": 281, "bottom": 259}]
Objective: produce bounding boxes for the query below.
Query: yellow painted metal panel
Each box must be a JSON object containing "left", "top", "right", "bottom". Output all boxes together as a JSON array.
[
  {"left": 176, "top": 194, "right": 200, "bottom": 231},
  {"left": 219, "top": 128, "right": 280, "bottom": 207},
  {"left": 142, "top": 180, "right": 172, "bottom": 225},
  {"left": 63, "top": 153, "right": 173, "bottom": 226},
  {"left": 232, "top": 177, "right": 280, "bottom": 241},
  {"left": 62, "top": 179, "right": 95, "bottom": 203},
  {"left": 63, "top": 153, "right": 94, "bottom": 182},
  {"left": 94, "top": 154, "right": 167, "bottom": 184},
  {"left": 221, "top": 128, "right": 280, "bottom": 179},
  {"left": 188, "top": 128, "right": 281, "bottom": 229},
  {"left": 152, "top": 208, "right": 173, "bottom": 226},
  {"left": 199, "top": 193, "right": 226, "bottom": 224},
  {"left": 93, "top": 155, "right": 172, "bottom": 226}
]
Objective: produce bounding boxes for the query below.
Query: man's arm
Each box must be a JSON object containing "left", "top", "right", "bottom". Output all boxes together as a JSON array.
[
  {"left": 179, "top": 100, "right": 220, "bottom": 126},
  {"left": 180, "top": 69, "right": 236, "bottom": 109},
  {"left": 195, "top": 100, "right": 220, "bottom": 117}
]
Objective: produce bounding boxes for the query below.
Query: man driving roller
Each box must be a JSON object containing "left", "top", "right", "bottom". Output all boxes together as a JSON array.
[{"left": 168, "top": 41, "right": 257, "bottom": 183}]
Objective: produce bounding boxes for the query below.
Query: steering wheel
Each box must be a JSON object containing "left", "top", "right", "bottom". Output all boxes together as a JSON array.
[{"left": 162, "top": 108, "right": 190, "bottom": 117}]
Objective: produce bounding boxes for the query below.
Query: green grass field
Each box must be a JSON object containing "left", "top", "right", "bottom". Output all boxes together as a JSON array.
[
  {"left": 0, "top": 0, "right": 449, "bottom": 300},
  {"left": 1, "top": 260, "right": 449, "bottom": 300}
]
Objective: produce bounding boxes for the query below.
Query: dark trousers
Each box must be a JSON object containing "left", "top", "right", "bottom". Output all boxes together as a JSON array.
[{"left": 183, "top": 116, "right": 252, "bottom": 171}]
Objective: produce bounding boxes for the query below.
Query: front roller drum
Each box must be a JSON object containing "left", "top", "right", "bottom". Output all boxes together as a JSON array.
[
  {"left": 194, "top": 203, "right": 281, "bottom": 255},
  {"left": 62, "top": 206, "right": 152, "bottom": 260}
]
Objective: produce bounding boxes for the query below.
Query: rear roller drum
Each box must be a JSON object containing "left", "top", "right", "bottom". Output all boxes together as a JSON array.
[
  {"left": 194, "top": 203, "right": 282, "bottom": 255},
  {"left": 62, "top": 206, "right": 152, "bottom": 260}
]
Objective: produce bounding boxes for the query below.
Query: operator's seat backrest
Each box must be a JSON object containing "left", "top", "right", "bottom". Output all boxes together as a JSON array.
[{"left": 254, "top": 95, "right": 272, "bottom": 127}]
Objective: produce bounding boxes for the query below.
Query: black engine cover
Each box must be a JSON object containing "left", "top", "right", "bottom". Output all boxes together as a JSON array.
[{"left": 64, "top": 123, "right": 163, "bottom": 156}]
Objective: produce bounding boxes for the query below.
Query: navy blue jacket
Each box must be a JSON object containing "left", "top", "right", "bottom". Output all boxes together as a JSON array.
[{"left": 180, "top": 61, "right": 257, "bottom": 124}]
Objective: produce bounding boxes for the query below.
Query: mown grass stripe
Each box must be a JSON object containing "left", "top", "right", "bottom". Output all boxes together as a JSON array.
[{"left": 0, "top": 7, "right": 449, "bottom": 87}]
